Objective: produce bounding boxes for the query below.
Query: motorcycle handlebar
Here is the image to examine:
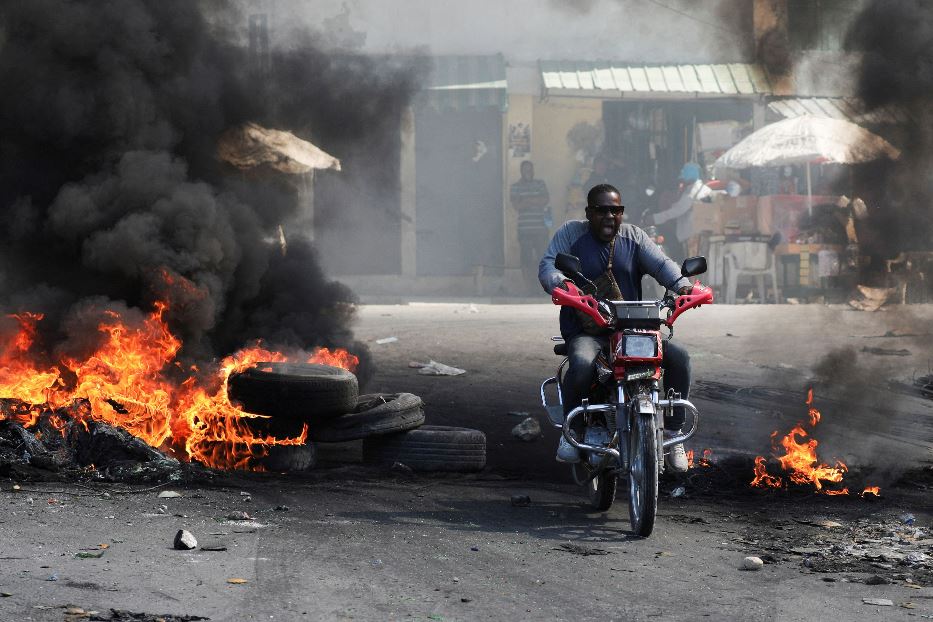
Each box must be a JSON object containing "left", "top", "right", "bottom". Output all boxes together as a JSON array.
[{"left": 551, "top": 281, "right": 713, "bottom": 328}]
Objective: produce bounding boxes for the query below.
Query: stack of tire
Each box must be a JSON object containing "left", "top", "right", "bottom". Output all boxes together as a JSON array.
[{"left": 228, "top": 362, "right": 486, "bottom": 473}]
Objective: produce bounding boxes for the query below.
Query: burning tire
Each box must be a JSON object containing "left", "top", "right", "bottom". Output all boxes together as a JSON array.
[
  {"left": 362, "top": 425, "right": 486, "bottom": 472},
  {"left": 260, "top": 442, "right": 317, "bottom": 472},
  {"left": 309, "top": 393, "right": 424, "bottom": 443},
  {"left": 228, "top": 362, "right": 358, "bottom": 420}
]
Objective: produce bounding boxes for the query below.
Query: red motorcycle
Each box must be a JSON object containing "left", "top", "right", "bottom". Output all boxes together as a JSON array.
[{"left": 540, "top": 254, "right": 713, "bottom": 536}]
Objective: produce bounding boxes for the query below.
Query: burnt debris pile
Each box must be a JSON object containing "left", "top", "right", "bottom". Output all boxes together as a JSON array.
[{"left": 0, "top": 402, "right": 192, "bottom": 483}]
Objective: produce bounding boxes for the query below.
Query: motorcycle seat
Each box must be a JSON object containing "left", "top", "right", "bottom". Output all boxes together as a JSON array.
[{"left": 553, "top": 343, "right": 568, "bottom": 356}]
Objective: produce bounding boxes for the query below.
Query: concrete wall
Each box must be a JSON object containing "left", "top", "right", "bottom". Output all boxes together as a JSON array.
[{"left": 531, "top": 97, "right": 604, "bottom": 226}]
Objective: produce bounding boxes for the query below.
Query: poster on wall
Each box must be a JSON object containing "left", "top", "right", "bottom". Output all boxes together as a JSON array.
[{"left": 509, "top": 123, "right": 531, "bottom": 158}]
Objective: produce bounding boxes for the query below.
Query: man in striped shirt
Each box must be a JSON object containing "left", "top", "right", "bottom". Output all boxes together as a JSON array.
[{"left": 510, "top": 161, "right": 551, "bottom": 294}]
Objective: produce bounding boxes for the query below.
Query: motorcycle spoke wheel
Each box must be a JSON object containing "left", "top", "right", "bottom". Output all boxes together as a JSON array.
[
  {"left": 628, "top": 414, "right": 659, "bottom": 537},
  {"left": 572, "top": 463, "right": 616, "bottom": 511}
]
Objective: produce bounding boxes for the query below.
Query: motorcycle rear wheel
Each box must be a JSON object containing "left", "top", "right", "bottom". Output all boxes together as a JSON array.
[
  {"left": 571, "top": 463, "right": 617, "bottom": 512},
  {"left": 628, "top": 413, "right": 659, "bottom": 537}
]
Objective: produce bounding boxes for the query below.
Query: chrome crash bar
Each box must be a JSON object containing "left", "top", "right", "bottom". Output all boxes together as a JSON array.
[
  {"left": 658, "top": 398, "right": 699, "bottom": 448},
  {"left": 562, "top": 400, "right": 620, "bottom": 461}
]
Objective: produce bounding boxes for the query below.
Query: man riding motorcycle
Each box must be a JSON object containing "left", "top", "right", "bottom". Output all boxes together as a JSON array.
[{"left": 538, "top": 183, "right": 693, "bottom": 472}]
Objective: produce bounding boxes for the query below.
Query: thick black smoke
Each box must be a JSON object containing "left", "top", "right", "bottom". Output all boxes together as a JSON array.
[
  {"left": 847, "top": 0, "right": 933, "bottom": 255},
  {"left": 0, "top": 1, "right": 423, "bottom": 379}
]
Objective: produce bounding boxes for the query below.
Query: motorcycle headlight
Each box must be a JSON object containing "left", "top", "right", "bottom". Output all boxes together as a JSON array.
[{"left": 623, "top": 335, "right": 657, "bottom": 358}]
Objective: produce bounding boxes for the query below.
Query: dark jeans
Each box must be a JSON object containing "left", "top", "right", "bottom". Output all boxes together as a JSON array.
[
  {"left": 562, "top": 334, "right": 691, "bottom": 430},
  {"left": 519, "top": 228, "right": 548, "bottom": 293}
]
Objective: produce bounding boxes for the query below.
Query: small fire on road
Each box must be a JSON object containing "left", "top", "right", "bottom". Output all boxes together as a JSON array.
[
  {"left": 0, "top": 287, "right": 358, "bottom": 470},
  {"left": 750, "top": 389, "right": 880, "bottom": 497}
]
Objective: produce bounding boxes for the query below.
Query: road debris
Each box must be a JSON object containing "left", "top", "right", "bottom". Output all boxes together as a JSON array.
[
  {"left": 409, "top": 360, "right": 466, "bottom": 376},
  {"left": 227, "top": 578, "right": 248, "bottom": 584},
  {"left": 555, "top": 542, "right": 611, "bottom": 556},
  {"left": 158, "top": 490, "right": 183, "bottom": 498},
  {"left": 375, "top": 337, "right": 399, "bottom": 345},
  {"left": 88, "top": 610, "right": 209, "bottom": 621},
  {"left": 511, "top": 417, "right": 542, "bottom": 442},
  {"left": 865, "top": 575, "right": 890, "bottom": 585},
  {"left": 510, "top": 495, "right": 531, "bottom": 507},
  {"left": 173, "top": 529, "right": 198, "bottom": 550},
  {"left": 861, "top": 346, "right": 911, "bottom": 356},
  {"left": 862, "top": 598, "right": 894, "bottom": 606},
  {"left": 225, "top": 511, "right": 252, "bottom": 521}
]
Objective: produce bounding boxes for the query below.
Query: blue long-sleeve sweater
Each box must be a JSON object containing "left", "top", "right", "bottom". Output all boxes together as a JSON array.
[{"left": 538, "top": 221, "right": 690, "bottom": 339}]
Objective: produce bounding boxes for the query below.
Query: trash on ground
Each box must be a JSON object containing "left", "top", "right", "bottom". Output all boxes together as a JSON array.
[
  {"left": 861, "top": 346, "right": 911, "bottom": 356},
  {"left": 375, "top": 337, "right": 399, "bottom": 345},
  {"left": 555, "top": 542, "right": 611, "bottom": 556},
  {"left": 409, "top": 360, "right": 466, "bottom": 376},
  {"left": 510, "top": 495, "right": 531, "bottom": 507},
  {"left": 511, "top": 417, "right": 542, "bottom": 442},
  {"left": 226, "top": 578, "right": 248, "bottom": 584}
]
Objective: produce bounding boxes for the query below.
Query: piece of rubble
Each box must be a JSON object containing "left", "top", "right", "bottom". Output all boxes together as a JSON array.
[
  {"left": 743, "top": 556, "right": 764, "bottom": 571},
  {"left": 274, "top": 505, "right": 290, "bottom": 512},
  {"left": 671, "top": 486, "right": 686, "bottom": 498},
  {"left": 510, "top": 495, "right": 531, "bottom": 507},
  {"left": 173, "top": 529, "right": 198, "bottom": 550},
  {"left": 865, "top": 575, "right": 890, "bottom": 585},
  {"left": 375, "top": 337, "right": 398, "bottom": 345},
  {"left": 862, "top": 598, "right": 894, "bottom": 606},
  {"left": 225, "top": 511, "right": 252, "bottom": 521},
  {"left": 158, "top": 490, "right": 182, "bottom": 498},
  {"left": 511, "top": 417, "right": 542, "bottom": 442},
  {"left": 409, "top": 360, "right": 466, "bottom": 376}
]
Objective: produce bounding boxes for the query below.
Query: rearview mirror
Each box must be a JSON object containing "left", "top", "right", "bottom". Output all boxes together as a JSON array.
[
  {"left": 681, "top": 256, "right": 707, "bottom": 278},
  {"left": 555, "top": 253, "right": 583, "bottom": 275}
]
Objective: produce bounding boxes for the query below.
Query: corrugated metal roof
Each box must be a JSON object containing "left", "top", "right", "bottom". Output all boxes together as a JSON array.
[
  {"left": 420, "top": 54, "right": 508, "bottom": 112},
  {"left": 767, "top": 97, "right": 906, "bottom": 125},
  {"left": 539, "top": 61, "right": 771, "bottom": 98}
]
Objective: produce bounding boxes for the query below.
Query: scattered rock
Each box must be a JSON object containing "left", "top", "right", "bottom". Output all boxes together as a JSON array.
[
  {"left": 46, "top": 574, "right": 58, "bottom": 581},
  {"left": 511, "top": 417, "right": 542, "bottom": 442},
  {"left": 865, "top": 575, "right": 890, "bottom": 585},
  {"left": 158, "top": 490, "right": 182, "bottom": 498},
  {"left": 671, "top": 486, "right": 686, "bottom": 498},
  {"left": 200, "top": 544, "right": 227, "bottom": 551},
  {"left": 862, "top": 598, "right": 894, "bottom": 606},
  {"left": 470, "top": 546, "right": 479, "bottom": 552},
  {"left": 743, "top": 556, "right": 764, "bottom": 571},
  {"left": 242, "top": 496, "right": 252, "bottom": 503},
  {"left": 156, "top": 505, "right": 168, "bottom": 514},
  {"left": 225, "top": 511, "right": 252, "bottom": 521},
  {"left": 101, "top": 492, "right": 112, "bottom": 499},
  {"left": 510, "top": 495, "right": 531, "bottom": 507},
  {"left": 173, "top": 529, "right": 198, "bottom": 550},
  {"left": 460, "top": 598, "right": 472, "bottom": 603},
  {"left": 274, "top": 505, "right": 290, "bottom": 512},
  {"left": 0, "top": 592, "right": 12, "bottom": 597},
  {"left": 391, "top": 461, "right": 414, "bottom": 475}
]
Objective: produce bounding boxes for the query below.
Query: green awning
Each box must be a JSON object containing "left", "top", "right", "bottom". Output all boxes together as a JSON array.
[{"left": 418, "top": 54, "right": 508, "bottom": 112}]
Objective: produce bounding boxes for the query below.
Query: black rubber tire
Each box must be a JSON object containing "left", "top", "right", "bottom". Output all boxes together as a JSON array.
[
  {"left": 571, "top": 462, "right": 617, "bottom": 512},
  {"left": 260, "top": 442, "right": 317, "bottom": 472},
  {"left": 628, "top": 413, "right": 659, "bottom": 537},
  {"left": 228, "top": 362, "right": 358, "bottom": 420},
  {"left": 310, "top": 393, "right": 425, "bottom": 443},
  {"left": 362, "top": 425, "right": 486, "bottom": 472}
]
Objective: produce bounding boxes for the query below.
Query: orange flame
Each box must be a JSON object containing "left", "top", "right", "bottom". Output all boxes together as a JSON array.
[
  {"left": 0, "top": 299, "right": 358, "bottom": 471},
  {"left": 861, "top": 486, "right": 881, "bottom": 497},
  {"left": 750, "top": 389, "right": 879, "bottom": 497},
  {"left": 687, "top": 448, "right": 713, "bottom": 469}
]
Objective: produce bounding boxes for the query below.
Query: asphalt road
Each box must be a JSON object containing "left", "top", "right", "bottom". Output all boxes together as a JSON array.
[{"left": 1, "top": 303, "right": 932, "bottom": 622}]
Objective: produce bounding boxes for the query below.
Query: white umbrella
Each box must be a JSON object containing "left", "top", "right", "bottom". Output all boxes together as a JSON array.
[
  {"left": 217, "top": 122, "right": 341, "bottom": 175},
  {"left": 714, "top": 115, "right": 900, "bottom": 214}
]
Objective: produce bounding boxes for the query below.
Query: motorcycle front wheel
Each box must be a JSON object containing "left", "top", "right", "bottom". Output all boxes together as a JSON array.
[
  {"left": 628, "top": 413, "right": 659, "bottom": 536},
  {"left": 571, "top": 462, "right": 617, "bottom": 512}
]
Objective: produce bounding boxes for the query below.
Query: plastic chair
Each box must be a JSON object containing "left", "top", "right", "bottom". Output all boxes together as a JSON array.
[{"left": 723, "top": 241, "right": 781, "bottom": 304}]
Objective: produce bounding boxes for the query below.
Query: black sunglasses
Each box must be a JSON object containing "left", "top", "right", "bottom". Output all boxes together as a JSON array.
[{"left": 588, "top": 204, "right": 625, "bottom": 215}]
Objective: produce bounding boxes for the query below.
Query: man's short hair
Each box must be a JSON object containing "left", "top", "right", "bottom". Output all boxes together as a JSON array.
[{"left": 587, "top": 183, "right": 620, "bottom": 207}]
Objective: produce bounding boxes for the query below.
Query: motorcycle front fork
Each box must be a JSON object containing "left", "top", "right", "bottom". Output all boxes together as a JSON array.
[{"left": 616, "top": 382, "right": 665, "bottom": 475}]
